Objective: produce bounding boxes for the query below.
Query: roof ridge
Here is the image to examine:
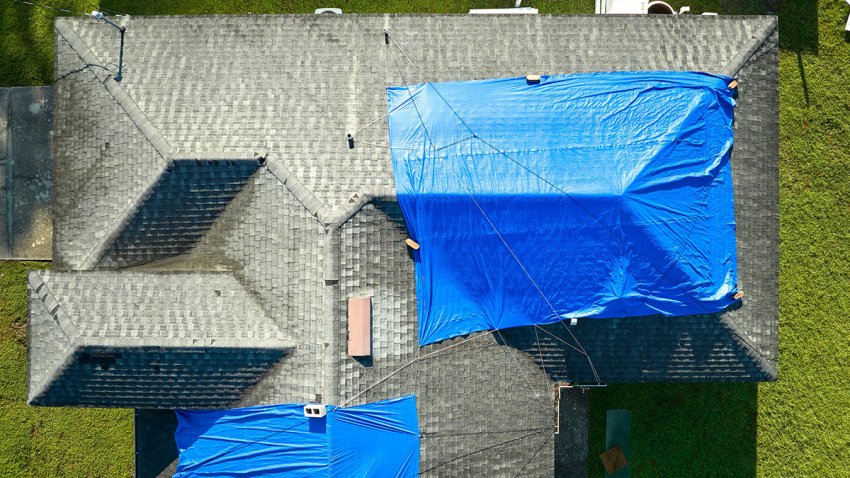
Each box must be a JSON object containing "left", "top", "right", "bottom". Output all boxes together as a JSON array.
[
  {"left": 326, "top": 188, "right": 397, "bottom": 228},
  {"left": 264, "top": 155, "right": 399, "bottom": 230},
  {"left": 27, "top": 271, "right": 79, "bottom": 339},
  {"left": 79, "top": 155, "right": 266, "bottom": 270},
  {"left": 265, "top": 157, "right": 334, "bottom": 224},
  {"left": 719, "top": 313, "right": 777, "bottom": 380},
  {"left": 26, "top": 271, "right": 79, "bottom": 404},
  {"left": 55, "top": 20, "right": 174, "bottom": 162},
  {"left": 78, "top": 165, "right": 166, "bottom": 270},
  {"left": 719, "top": 16, "right": 777, "bottom": 78},
  {"left": 28, "top": 339, "right": 80, "bottom": 405}
]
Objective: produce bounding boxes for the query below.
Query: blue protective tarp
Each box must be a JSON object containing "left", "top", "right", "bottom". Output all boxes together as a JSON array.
[
  {"left": 173, "top": 395, "right": 420, "bottom": 477},
  {"left": 387, "top": 72, "right": 740, "bottom": 345}
]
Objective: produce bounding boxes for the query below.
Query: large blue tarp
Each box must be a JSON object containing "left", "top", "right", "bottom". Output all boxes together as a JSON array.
[
  {"left": 173, "top": 395, "right": 420, "bottom": 477},
  {"left": 387, "top": 72, "right": 740, "bottom": 345}
]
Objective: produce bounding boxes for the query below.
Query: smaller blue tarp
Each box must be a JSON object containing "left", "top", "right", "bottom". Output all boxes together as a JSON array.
[{"left": 173, "top": 395, "right": 420, "bottom": 477}]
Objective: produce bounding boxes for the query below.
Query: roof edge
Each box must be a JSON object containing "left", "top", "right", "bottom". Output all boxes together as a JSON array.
[
  {"left": 28, "top": 340, "right": 291, "bottom": 407},
  {"left": 76, "top": 336, "right": 293, "bottom": 350},
  {"left": 55, "top": 21, "right": 174, "bottom": 162},
  {"left": 719, "top": 16, "right": 778, "bottom": 78},
  {"left": 719, "top": 314, "right": 778, "bottom": 381},
  {"left": 28, "top": 338, "right": 80, "bottom": 406},
  {"left": 172, "top": 151, "right": 266, "bottom": 162}
]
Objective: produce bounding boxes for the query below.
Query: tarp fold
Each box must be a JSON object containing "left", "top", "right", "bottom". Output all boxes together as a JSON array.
[
  {"left": 174, "top": 395, "right": 420, "bottom": 477},
  {"left": 387, "top": 72, "right": 739, "bottom": 345}
]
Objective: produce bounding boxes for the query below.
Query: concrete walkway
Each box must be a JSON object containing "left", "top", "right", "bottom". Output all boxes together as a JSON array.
[{"left": 0, "top": 87, "right": 52, "bottom": 260}]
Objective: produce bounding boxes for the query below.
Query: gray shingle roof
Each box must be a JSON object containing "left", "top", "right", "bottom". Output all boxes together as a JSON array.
[
  {"left": 40, "top": 13, "right": 778, "bottom": 477},
  {"left": 99, "top": 159, "right": 261, "bottom": 269},
  {"left": 27, "top": 270, "right": 289, "bottom": 407}
]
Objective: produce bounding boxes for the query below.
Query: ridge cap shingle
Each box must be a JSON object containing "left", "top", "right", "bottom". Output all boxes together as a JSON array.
[
  {"left": 719, "top": 313, "right": 778, "bottom": 380},
  {"left": 28, "top": 271, "right": 79, "bottom": 339},
  {"left": 55, "top": 20, "right": 173, "bottom": 162},
  {"left": 720, "top": 16, "right": 778, "bottom": 78}
]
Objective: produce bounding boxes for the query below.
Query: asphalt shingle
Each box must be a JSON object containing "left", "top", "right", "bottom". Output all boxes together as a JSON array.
[
  {"left": 39, "top": 14, "right": 779, "bottom": 477},
  {"left": 27, "top": 270, "right": 290, "bottom": 407}
]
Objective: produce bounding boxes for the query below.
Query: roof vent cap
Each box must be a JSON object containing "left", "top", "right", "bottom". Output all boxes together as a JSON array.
[{"left": 304, "top": 403, "right": 327, "bottom": 418}]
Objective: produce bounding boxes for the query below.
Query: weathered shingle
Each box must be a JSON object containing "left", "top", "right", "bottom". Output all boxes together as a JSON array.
[
  {"left": 27, "top": 270, "right": 290, "bottom": 407},
  {"left": 52, "top": 32, "right": 166, "bottom": 270},
  {"left": 66, "top": 15, "right": 772, "bottom": 211},
  {"left": 100, "top": 160, "right": 260, "bottom": 269},
  {"left": 39, "top": 14, "right": 779, "bottom": 478},
  {"left": 36, "top": 270, "right": 284, "bottom": 340}
]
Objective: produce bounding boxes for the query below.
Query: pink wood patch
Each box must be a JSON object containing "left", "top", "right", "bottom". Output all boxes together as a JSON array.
[{"left": 348, "top": 297, "right": 372, "bottom": 357}]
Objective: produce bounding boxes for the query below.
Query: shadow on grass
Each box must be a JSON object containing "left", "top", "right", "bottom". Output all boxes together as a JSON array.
[
  {"left": 587, "top": 383, "right": 757, "bottom": 477},
  {"left": 779, "top": 0, "right": 818, "bottom": 53},
  {"left": 0, "top": 0, "right": 56, "bottom": 86}
]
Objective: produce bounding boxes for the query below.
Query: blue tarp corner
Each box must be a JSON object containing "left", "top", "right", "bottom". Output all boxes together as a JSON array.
[
  {"left": 174, "top": 395, "right": 420, "bottom": 477},
  {"left": 387, "top": 72, "right": 740, "bottom": 345}
]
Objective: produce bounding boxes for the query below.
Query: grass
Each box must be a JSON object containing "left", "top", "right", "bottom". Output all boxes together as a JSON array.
[
  {"left": 1, "top": 0, "right": 848, "bottom": 476},
  {"left": 0, "top": 262, "right": 133, "bottom": 477}
]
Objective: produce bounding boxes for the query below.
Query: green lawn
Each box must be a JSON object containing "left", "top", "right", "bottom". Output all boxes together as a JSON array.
[
  {"left": 0, "top": 262, "right": 133, "bottom": 477},
  {"left": 2, "top": 0, "right": 848, "bottom": 476}
]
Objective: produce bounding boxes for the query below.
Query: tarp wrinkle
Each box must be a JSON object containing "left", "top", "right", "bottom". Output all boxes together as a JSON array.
[
  {"left": 173, "top": 395, "right": 420, "bottom": 477},
  {"left": 387, "top": 72, "right": 740, "bottom": 346}
]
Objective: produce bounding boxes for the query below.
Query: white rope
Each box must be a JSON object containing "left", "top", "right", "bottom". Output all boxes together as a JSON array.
[
  {"left": 348, "top": 91, "right": 418, "bottom": 138},
  {"left": 512, "top": 431, "right": 555, "bottom": 478},
  {"left": 349, "top": 109, "right": 393, "bottom": 136},
  {"left": 534, "top": 326, "right": 550, "bottom": 387},
  {"left": 340, "top": 331, "right": 490, "bottom": 407},
  {"left": 387, "top": 31, "right": 607, "bottom": 383},
  {"left": 494, "top": 328, "right": 554, "bottom": 418},
  {"left": 460, "top": 179, "right": 601, "bottom": 383},
  {"left": 388, "top": 45, "right": 434, "bottom": 149},
  {"left": 393, "top": 35, "right": 722, "bottom": 382},
  {"left": 354, "top": 139, "right": 420, "bottom": 151},
  {"left": 419, "top": 428, "right": 550, "bottom": 475},
  {"left": 387, "top": 41, "right": 560, "bottom": 415}
]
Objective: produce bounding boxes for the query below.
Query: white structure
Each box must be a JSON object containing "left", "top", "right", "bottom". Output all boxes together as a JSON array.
[
  {"left": 846, "top": 0, "right": 850, "bottom": 32},
  {"left": 595, "top": 0, "right": 690, "bottom": 14},
  {"left": 304, "top": 403, "right": 328, "bottom": 418},
  {"left": 469, "top": 7, "right": 538, "bottom": 15}
]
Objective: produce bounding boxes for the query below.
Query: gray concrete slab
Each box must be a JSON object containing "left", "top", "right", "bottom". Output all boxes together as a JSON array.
[
  {"left": 2, "top": 86, "right": 52, "bottom": 260},
  {"left": 0, "top": 89, "right": 9, "bottom": 257}
]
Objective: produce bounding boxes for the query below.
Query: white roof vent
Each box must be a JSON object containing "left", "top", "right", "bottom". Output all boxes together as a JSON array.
[{"left": 304, "top": 403, "right": 327, "bottom": 418}]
